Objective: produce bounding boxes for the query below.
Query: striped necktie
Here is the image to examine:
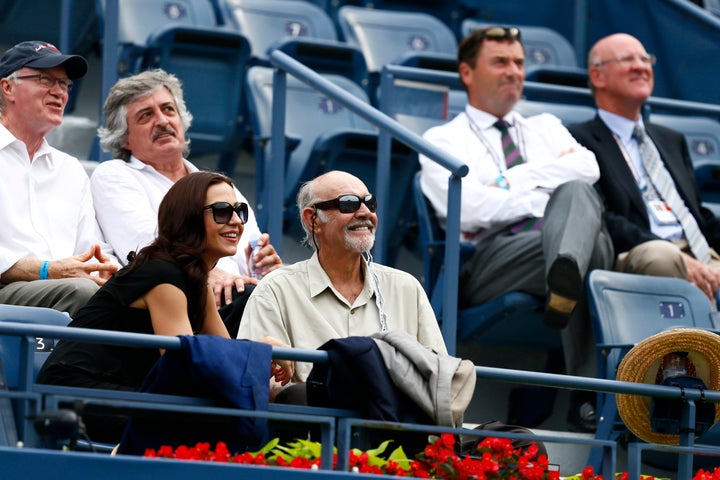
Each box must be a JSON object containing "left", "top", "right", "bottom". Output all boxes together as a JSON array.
[
  {"left": 494, "top": 119, "right": 524, "bottom": 168},
  {"left": 633, "top": 125, "right": 711, "bottom": 263},
  {"left": 494, "top": 119, "right": 541, "bottom": 234}
]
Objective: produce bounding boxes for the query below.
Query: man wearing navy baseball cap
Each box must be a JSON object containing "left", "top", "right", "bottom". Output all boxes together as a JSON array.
[{"left": 0, "top": 41, "right": 118, "bottom": 318}]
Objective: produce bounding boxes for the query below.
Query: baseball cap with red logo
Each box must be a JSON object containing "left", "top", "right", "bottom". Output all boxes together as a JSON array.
[{"left": 0, "top": 40, "right": 88, "bottom": 80}]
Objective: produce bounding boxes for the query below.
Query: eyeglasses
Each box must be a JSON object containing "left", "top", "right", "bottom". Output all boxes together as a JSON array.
[
  {"left": 14, "top": 73, "right": 74, "bottom": 92},
  {"left": 593, "top": 53, "right": 656, "bottom": 68},
  {"left": 480, "top": 26, "right": 521, "bottom": 41},
  {"left": 313, "top": 194, "right": 377, "bottom": 214},
  {"left": 203, "top": 202, "right": 248, "bottom": 224}
]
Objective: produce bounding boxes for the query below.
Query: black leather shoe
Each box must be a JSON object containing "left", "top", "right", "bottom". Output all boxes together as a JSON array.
[
  {"left": 567, "top": 401, "right": 597, "bottom": 433},
  {"left": 544, "top": 255, "right": 582, "bottom": 329}
]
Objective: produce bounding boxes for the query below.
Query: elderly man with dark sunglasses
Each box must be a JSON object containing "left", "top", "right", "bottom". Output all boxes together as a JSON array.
[
  {"left": 91, "top": 69, "right": 282, "bottom": 337},
  {"left": 237, "top": 170, "right": 447, "bottom": 387},
  {"left": 0, "top": 41, "right": 119, "bottom": 318},
  {"left": 418, "top": 27, "right": 615, "bottom": 433}
]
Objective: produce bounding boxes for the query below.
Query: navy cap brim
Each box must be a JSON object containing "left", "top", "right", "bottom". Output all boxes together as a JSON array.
[{"left": 25, "top": 54, "right": 88, "bottom": 79}]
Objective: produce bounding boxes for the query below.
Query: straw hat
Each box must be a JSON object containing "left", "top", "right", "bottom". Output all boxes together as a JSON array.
[{"left": 616, "top": 328, "right": 720, "bottom": 445}]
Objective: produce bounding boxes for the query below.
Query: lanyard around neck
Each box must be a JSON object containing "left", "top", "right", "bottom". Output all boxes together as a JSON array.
[{"left": 466, "top": 112, "right": 526, "bottom": 175}]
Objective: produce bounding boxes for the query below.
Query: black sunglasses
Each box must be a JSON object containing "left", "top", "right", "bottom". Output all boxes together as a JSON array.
[
  {"left": 481, "top": 26, "right": 521, "bottom": 41},
  {"left": 203, "top": 202, "right": 248, "bottom": 224},
  {"left": 313, "top": 194, "right": 377, "bottom": 214}
]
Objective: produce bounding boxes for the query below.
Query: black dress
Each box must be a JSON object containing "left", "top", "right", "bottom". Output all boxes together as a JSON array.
[{"left": 37, "top": 259, "right": 192, "bottom": 443}]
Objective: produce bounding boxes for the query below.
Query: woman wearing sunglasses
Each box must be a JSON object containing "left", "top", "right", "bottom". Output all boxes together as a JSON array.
[{"left": 37, "top": 171, "right": 293, "bottom": 443}]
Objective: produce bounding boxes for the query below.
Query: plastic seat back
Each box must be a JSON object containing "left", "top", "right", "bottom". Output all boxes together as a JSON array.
[
  {"left": 99, "top": 0, "right": 218, "bottom": 74},
  {"left": 650, "top": 114, "right": 720, "bottom": 216},
  {"left": 221, "top": 0, "right": 337, "bottom": 60},
  {"left": 515, "top": 100, "right": 596, "bottom": 126},
  {"left": 586, "top": 269, "right": 717, "bottom": 468},
  {"left": 0, "top": 305, "right": 72, "bottom": 445},
  {"left": 588, "top": 269, "right": 715, "bottom": 378},
  {"left": 246, "top": 66, "right": 374, "bottom": 227},
  {"left": 0, "top": 305, "right": 72, "bottom": 388},
  {"left": 338, "top": 6, "right": 457, "bottom": 73}
]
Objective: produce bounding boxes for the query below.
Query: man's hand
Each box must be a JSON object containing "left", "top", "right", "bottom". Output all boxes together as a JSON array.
[
  {"left": 208, "top": 268, "right": 255, "bottom": 308},
  {"left": 246, "top": 233, "right": 283, "bottom": 277},
  {"left": 257, "top": 336, "right": 295, "bottom": 385},
  {"left": 48, "top": 244, "right": 118, "bottom": 286},
  {"left": 683, "top": 252, "right": 720, "bottom": 302}
]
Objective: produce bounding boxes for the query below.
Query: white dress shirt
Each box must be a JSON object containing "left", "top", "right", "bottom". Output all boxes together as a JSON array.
[
  {"left": 419, "top": 105, "right": 600, "bottom": 243},
  {"left": 0, "top": 125, "right": 117, "bottom": 274},
  {"left": 90, "top": 156, "right": 260, "bottom": 275}
]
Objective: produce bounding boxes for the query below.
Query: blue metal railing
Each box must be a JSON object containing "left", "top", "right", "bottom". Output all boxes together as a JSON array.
[
  {"left": 265, "top": 50, "right": 468, "bottom": 354},
  {"left": 2, "top": 321, "right": 720, "bottom": 478}
]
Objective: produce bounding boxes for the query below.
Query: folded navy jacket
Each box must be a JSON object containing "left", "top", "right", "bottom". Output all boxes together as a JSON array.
[{"left": 118, "top": 335, "right": 271, "bottom": 455}]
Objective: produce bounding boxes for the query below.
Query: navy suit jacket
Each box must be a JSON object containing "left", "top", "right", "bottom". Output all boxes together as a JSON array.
[{"left": 569, "top": 115, "right": 720, "bottom": 255}]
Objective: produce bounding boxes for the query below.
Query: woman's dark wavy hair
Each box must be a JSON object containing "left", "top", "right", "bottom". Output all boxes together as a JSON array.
[{"left": 119, "top": 171, "right": 234, "bottom": 333}]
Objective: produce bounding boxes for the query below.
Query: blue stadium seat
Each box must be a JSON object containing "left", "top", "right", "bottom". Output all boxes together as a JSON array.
[
  {"left": 650, "top": 114, "right": 720, "bottom": 217},
  {"left": 97, "top": 0, "right": 252, "bottom": 169},
  {"left": 412, "top": 172, "right": 559, "bottom": 350},
  {"left": 337, "top": 6, "right": 458, "bottom": 99},
  {"left": 515, "top": 99, "right": 596, "bottom": 126},
  {"left": 586, "top": 269, "right": 719, "bottom": 469},
  {"left": 220, "top": 0, "right": 337, "bottom": 60},
  {"left": 219, "top": 0, "right": 371, "bottom": 94},
  {"left": 245, "top": 66, "right": 374, "bottom": 228},
  {"left": 0, "top": 305, "right": 71, "bottom": 445},
  {"left": 461, "top": 19, "right": 588, "bottom": 88}
]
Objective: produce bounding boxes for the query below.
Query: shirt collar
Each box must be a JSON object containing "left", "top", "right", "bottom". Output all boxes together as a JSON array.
[
  {"left": 0, "top": 124, "right": 53, "bottom": 164},
  {"left": 465, "top": 104, "right": 523, "bottom": 131},
  {"left": 598, "top": 109, "right": 644, "bottom": 143},
  {"left": 307, "top": 251, "right": 372, "bottom": 302},
  {"left": 128, "top": 154, "right": 197, "bottom": 173}
]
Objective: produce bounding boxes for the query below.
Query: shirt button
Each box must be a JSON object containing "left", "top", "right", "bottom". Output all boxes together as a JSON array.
[{"left": 350, "top": 309, "right": 355, "bottom": 314}]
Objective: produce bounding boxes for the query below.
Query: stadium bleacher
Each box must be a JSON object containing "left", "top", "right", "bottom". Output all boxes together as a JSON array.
[{"left": 3, "top": 1, "right": 720, "bottom": 477}]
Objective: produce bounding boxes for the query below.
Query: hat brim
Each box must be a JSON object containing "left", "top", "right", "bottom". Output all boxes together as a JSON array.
[
  {"left": 616, "top": 327, "right": 720, "bottom": 445},
  {"left": 25, "top": 54, "right": 87, "bottom": 79}
]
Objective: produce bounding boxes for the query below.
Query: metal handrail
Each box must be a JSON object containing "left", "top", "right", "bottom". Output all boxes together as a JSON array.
[{"left": 2, "top": 321, "right": 720, "bottom": 477}]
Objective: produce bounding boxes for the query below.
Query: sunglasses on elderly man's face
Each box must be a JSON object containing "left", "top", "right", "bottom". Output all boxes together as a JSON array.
[
  {"left": 203, "top": 202, "right": 248, "bottom": 224},
  {"left": 313, "top": 194, "right": 377, "bottom": 214},
  {"left": 481, "top": 26, "right": 521, "bottom": 41}
]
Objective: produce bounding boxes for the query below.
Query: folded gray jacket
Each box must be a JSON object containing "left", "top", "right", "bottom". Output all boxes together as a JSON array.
[{"left": 372, "top": 330, "right": 476, "bottom": 427}]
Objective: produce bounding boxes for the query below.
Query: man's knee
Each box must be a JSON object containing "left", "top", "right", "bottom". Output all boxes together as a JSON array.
[
  {"left": 50, "top": 278, "right": 99, "bottom": 317},
  {"left": 617, "top": 240, "right": 687, "bottom": 279},
  {"left": 553, "top": 180, "right": 598, "bottom": 202}
]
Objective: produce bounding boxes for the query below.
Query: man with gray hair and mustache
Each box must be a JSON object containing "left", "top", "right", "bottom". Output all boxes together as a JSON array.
[
  {"left": 238, "top": 170, "right": 447, "bottom": 385},
  {"left": 91, "top": 69, "right": 282, "bottom": 337}
]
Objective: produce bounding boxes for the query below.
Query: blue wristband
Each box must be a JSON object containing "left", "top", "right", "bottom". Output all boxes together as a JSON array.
[
  {"left": 495, "top": 175, "right": 509, "bottom": 190},
  {"left": 39, "top": 261, "right": 49, "bottom": 280}
]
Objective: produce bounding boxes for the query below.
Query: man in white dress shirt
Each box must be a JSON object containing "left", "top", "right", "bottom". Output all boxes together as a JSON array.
[
  {"left": 0, "top": 41, "right": 118, "bottom": 317},
  {"left": 92, "top": 69, "right": 282, "bottom": 336},
  {"left": 419, "top": 27, "right": 613, "bottom": 432}
]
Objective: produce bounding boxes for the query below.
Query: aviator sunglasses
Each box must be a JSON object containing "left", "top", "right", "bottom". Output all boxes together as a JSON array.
[
  {"left": 480, "top": 26, "right": 521, "bottom": 41},
  {"left": 203, "top": 202, "right": 249, "bottom": 224},
  {"left": 313, "top": 194, "right": 377, "bottom": 214}
]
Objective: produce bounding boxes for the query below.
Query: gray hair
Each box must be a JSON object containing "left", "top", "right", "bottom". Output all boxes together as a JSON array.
[
  {"left": 97, "top": 69, "right": 193, "bottom": 161},
  {"left": 297, "top": 179, "right": 328, "bottom": 249},
  {"left": 0, "top": 71, "right": 21, "bottom": 115}
]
